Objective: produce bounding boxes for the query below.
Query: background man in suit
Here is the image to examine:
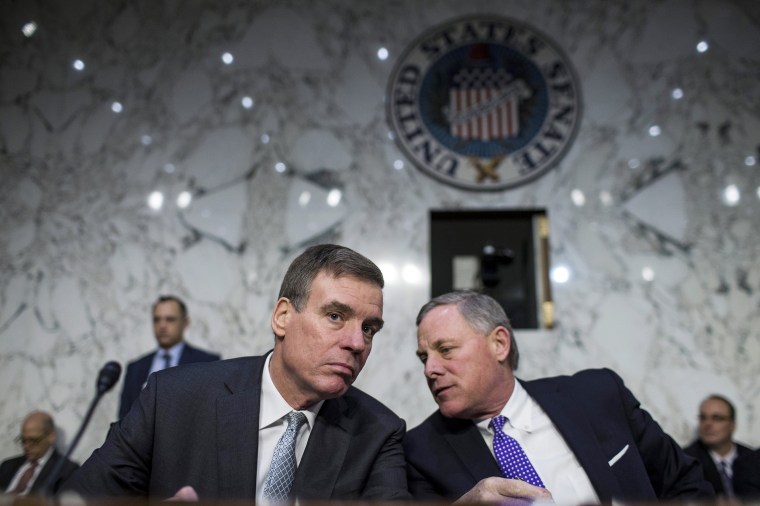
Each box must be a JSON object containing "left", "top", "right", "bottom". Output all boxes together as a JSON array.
[
  {"left": 0, "top": 411, "right": 78, "bottom": 495},
  {"left": 683, "top": 394, "right": 752, "bottom": 497},
  {"left": 405, "top": 291, "right": 713, "bottom": 504},
  {"left": 118, "top": 295, "right": 220, "bottom": 419},
  {"left": 65, "top": 244, "right": 408, "bottom": 501}
]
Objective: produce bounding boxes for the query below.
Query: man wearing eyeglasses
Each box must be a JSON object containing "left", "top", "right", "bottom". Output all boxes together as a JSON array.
[
  {"left": 0, "top": 411, "right": 79, "bottom": 496},
  {"left": 683, "top": 395, "right": 753, "bottom": 497}
]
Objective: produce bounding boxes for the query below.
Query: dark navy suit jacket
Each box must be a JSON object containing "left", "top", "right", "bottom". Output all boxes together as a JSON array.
[
  {"left": 118, "top": 342, "right": 220, "bottom": 419},
  {"left": 0, "top": 449, "right": 79, "bottom": 495},
  {"left": 683, "top": 438, "right": 752, "bottom": 496},
  {"left": 66, "top": 355, "right": 409, "bottom": 500},
  {"left": 405, "top": 368, "right": 714, "bottom": 502}
]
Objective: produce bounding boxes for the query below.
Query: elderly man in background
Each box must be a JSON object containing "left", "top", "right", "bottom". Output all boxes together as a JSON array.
[{"left": 0, "top": 411, "right": 79, "bottom": 495}]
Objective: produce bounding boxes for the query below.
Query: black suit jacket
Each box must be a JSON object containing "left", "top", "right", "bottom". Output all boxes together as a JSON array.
[
  {"left": 405, "top": 368, "right": 714, "bottom": 502},
  {"left": 66, "top": 354, "right": 408, "bottom": 500},
  {"left": 683, "top": 439, "right": 752, "bottom": 495},
  {"left": 118, "top": 342, "right": 220, "bottom": 419},
  {"left": 733, "top": 448, "right": 760, "bottom": 499},
  {"left": 0, "top": 449, "right": 79, "bottom": 495}
]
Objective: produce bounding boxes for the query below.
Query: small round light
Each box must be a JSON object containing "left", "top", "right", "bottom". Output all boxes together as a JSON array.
[
  {"left": 628, "top": 158, "right": 641, "bottom": 169},
  {"left": 241, "top": 96, "right": 254, "bottom": 109},
  {"left": 163, "top": 163, "right": 176, "bottom": 174},
  {"left": 73, "top": 59, "right": 85, "bottom": 71},
  {"left": 22, "top": 22, "right": 37, "bottom": 37},
  {"left": 648, "top": 125, "right": 661, "bottom": 137},
  {"left": 378, "top": 262, "right": 398, "bottom": 283},
  {"left": 221, "top": 52, "right": 234, "bottom": 64},
  {"left": 696, "top": 40, "right": 709, "bottom": 53},
  {"left": 274, "top": 162, "right": 286, "bottom": 173},
  {"left": 377, "top": 47, "right": 389, "bottom": 60},
  {"left": 401, "top": 264, "right": 422, "bottom": 284},
  {"left": 551, "top": 266, "right": 571, "bottom": 284},
  {"left": 641, "top": 267, "right": 655, "bottom": 282},
  {"left": 261, "top": 133, "right": 270, "bottom": 144},
  {"left": 111, "top": 102, "right": 123, "bottom": 113},
  {"left": 722, "top": 184, "right": 740, "bottom": 206},
  {"left": 326, "top": 189, "right": 342, "bottom": 207},
  {"left": 147, "top": 191, "right": 164, "bottom": 210},
  {"left": 599, "top": 191, "right": 613, "bottom": 206},
  {"left": 671, "top": 88, "right": 683, "bottom": 100},
  {"left": 571, "top": 189, "right": 586, "bottom": 207},
  {"left": 141, "top": 135, "right": 153, "bottom": 146},
  {"left": 744, "top": 156, "right": 756, "bottom": 167},
  {"left": 176, "top": 191, "right": 192, "bottom": 209},
  {"left": 298, "top": 191, "right": 311, "bottom": 207},
  {"left": 393, "top": 160, "right": 404, "bottom": 170}
]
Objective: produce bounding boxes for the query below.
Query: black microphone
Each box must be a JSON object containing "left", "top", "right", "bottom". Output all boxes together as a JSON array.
[{"left": 43, "top": 361, "right": 122, "bottom": 495}]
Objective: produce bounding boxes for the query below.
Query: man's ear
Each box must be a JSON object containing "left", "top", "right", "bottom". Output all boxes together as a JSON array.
[
  {"left": 271, "top": 298, "right": 291, "bottom": 338},
  {"left": 489, "top": 326, "right": 511, "bottom": 363}
]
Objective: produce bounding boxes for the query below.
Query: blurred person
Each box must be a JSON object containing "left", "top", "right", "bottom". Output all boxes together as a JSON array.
[
  {"left": 118, "top": 294, "right": 220, "bottom": 419},
  {"left": 683, "top": 395, "right": 752, "bottom": 497},
  {"left": 0, "top": 411, "right": 78, "bottom": 495},
  {"left": 65, "top": 244, "right": 408, "bottom": 501},
  {"left": 405, "top": 290, "right": 714, "bottom": 504}
]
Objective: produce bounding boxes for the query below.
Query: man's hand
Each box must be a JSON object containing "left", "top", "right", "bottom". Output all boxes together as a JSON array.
[
  {"left": 455, "top": 477, "right": 553, "bottom": 505},
  {"left": 166, "top": 486, "right": 199, "bottom": 502}
]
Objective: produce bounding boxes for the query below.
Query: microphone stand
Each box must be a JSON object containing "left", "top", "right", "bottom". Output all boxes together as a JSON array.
[{"left": 42, "top": 361, "right": 121, "bottom": 496}]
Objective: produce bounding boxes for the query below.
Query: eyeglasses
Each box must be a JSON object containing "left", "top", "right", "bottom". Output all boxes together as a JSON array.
[
  {"left": 698, "top": 414, "right": 732, "bottom": 423},
  {"left": 14, "top": 431, "right": 50, "bottom": 446}
]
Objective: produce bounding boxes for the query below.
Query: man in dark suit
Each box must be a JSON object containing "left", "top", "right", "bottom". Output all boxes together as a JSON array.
[
  {"left": 0, "top": 411, "right": 78, "bottom": 495},
  {"left": 118, "top": 294, "right": 220, "bottom": 419},
  {"left": 405, "top": 291, "right": 714, "bottom": 504},
  {"left": 65, "top": 244, "right": 408, "bottom": 501},
  {"left": 683, "top": 395, "right": 752, "bottom": 497}
]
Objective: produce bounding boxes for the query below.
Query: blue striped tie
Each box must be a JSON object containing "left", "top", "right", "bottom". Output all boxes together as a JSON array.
[{"left": 263, "top": 411, "right": 307, "bottom": 502}]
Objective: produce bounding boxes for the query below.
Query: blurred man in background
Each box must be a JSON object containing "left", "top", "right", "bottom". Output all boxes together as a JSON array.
[
  {"left": 0, "top": 411, "right": 78, "bottom": 495},
  {"left": 118, "top": 295, "right": 220, "bottom": 419},
  {"left": 684, "top": 394, "right": 752, "bottom": 497}
]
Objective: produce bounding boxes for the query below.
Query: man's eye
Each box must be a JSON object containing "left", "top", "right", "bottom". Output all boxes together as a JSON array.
[
  {"left": 328, "top": 313, "right": 341, "bottom": 321},
  {"left": 362, "top": 325, "right": 376, "bottom": 337},
  {"left": 418, "top": 355, "right": 427, "bottom": 364}
]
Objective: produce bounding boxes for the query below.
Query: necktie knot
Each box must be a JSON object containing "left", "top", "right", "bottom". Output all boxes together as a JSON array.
[
  {"left": 162, "top": 352, "right": 172, "bottom": 370},
  {"left": 490, "top": 415, "right": 507, "bottom": 432}
]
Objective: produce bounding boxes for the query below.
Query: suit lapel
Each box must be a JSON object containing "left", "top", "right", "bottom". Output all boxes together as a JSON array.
[
  {"left": 437, "top": 415, "right": 502, "bottom": 483},
  {"left": 216, "top": 356, "right": 266, "bottom": 498},
  {"left": 522, "top": 379, "right": 620, "bottom": 501},
  {"left": 294, "top": 397, "right": 351, "bottom": 500},
  {"left": 30, "top": 451, "right": 58, "bottom": 493}
]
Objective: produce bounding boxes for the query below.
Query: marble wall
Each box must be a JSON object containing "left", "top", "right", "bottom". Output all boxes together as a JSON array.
[{"left": 1, "top": 0, "right": 759, "bottom": 465}]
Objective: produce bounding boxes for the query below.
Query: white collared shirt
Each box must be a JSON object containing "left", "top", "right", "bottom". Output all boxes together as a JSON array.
[
  {"left": 256, "top": 353, "right": 323, "bottom": 503},
  {"left": 148, "top": 342, "right": 186, "bottom": 376},
  {"left": 476, "top": 381, "right": 599, "bottom": 505},
  {"left": 4, "top": 446, "right": 54, "bottom": 495}
]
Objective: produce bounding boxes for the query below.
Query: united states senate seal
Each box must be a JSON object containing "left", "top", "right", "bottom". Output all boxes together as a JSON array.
[{"left": 387, "top": 15, "right": 581, "bottom": 191}]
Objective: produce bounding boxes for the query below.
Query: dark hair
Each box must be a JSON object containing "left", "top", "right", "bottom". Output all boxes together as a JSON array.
[
  {"left": 704, "top": 394, "right": 737, "bottom": 420},
  {"left": 152, "top": 295, "right": 188, "bottom": 319},
  {"left": 278, "top": 244, "right": 384, "bottom": 311},
  {"left": 416, "top": 290, "right": 519, "bottom": 370}
]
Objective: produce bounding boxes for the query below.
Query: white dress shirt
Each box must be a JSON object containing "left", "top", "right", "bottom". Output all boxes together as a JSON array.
[
  {"left": 4, "top": 446, "right": 54, "bottom": 495},
  {"left": 256, "top": 353, "right": 323, "bottom": 503},
  {"left": 476, "top": 381, "right": 599, "bottom": 505},
  {"left": 709, "top": 444, "right": 739, "bottom": 478}
]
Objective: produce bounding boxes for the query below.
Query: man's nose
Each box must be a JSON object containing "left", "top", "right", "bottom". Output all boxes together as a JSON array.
[
  {"left": 342, "top": 323, "right": 368, "bottom": 353},
  {"left": 424, "top": 355, "right": 442, "bottom": 378}
]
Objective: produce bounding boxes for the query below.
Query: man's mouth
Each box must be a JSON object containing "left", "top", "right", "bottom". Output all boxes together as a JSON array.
[{"left": 329, "top": 362, "right": 356, "bottom": 378}]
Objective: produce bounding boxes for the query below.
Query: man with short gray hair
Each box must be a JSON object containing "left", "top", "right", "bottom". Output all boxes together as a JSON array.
[{"left": 405, "top": 290, "right": 714, "bottom": 503}]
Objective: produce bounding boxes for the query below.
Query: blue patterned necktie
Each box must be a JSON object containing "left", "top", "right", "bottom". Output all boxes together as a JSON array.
[
  {"left": 490, "top": 415, "right": 545, "bottom": 487},
  {"left": 719, "top": 460, "right": 734, "bottom": 497},
  {"left": 263, "top": 411, "right": 307, "bottom": 502},
  {"left": 161, "top": 352, "right": 171, "bottom": 370}
]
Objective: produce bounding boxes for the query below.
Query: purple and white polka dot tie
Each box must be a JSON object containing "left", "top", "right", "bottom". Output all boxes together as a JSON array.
[{"left": 490, "top": 415, "right": 545, "bottom": 487}]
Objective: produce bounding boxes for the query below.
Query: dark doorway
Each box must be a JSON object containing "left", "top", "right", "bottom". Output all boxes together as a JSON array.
[{"left": 430, "top": 209, "right": 552, "bottom": 329}]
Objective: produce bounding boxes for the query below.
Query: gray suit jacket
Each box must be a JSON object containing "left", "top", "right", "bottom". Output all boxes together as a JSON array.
[{"left": 65, "top": 354, "right": 408, "bottom": 500}]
